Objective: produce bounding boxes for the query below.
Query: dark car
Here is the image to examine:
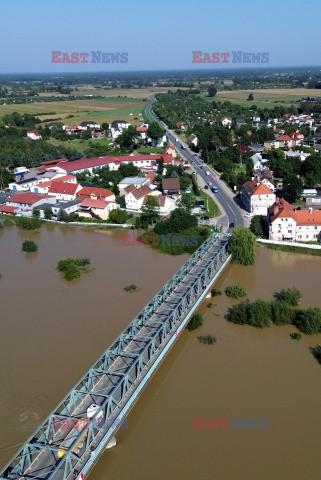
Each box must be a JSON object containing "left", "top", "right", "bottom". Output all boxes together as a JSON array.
[
  {"left": 229, "top": 222, "right": 235, "bottom": 228},
  {"left": 204, "top": 185, "right": 209, "bottom": 189},
  {"left": 201, "top": 216, "right": 210, "bottom": 220}
]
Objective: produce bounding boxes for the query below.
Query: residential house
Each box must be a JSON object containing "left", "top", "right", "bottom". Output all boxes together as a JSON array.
[
  {"left": 235, "top": 119, "right": 246, "bottom": 128},
  {"left": 290, "top": 132, "right": 304, "bottom": 145},
  {"left": 136, "top": 125, "right": 148, "bottom": 141},
  {"left": 79, "top": 199, "right": 117, "bottom": 220},
  {"left": 163, "top": 145, "right": 177, "bottom": 158},
  {"left": 175, "top": 122, "right": 187, "bottom": 131},
  {"left": 251, "top": 116, "right": 260, "bottom": 123},
  {"left": 26, "top": 130, "right": 42, "bottom": 140},
  {"left": 76, "top": 187, "right": 115, "bottom": 202},
  {"left": 124, "top": 184, "right": 154, "bottom": 211},
  {"left": 118, "top": 177, "right": 150, "bottom": 191},
  {"left": 237, "top": 145, "right": 251, "bottom": 152},
  {"left": 111, "top": 120, "right": 130, "bottom": 130},
  {"left": 51, "top": 200, "right": 82, "bottom": 218},
  {"left": 48, "top": 182, "right": 81, "bottom": 202},
  {"left": 64, "top": 126, "right": 82, "bottom": 134},
  {"left": 78, "top": 121, "right": 101, "bottom": 130},
  {"left": 91, "top": 129, "right": 106, "bottom": 138},
  {"left": 255, "top": 171, "right": 275, "bottom": 191},
  {"left": 274, "top": 135, "right": 294, "bottom": 148},
  {"left": 284, "top": 150, "right": 309, "bottom": 162},
  {"left": 251, "top": 153, "right": 268, "bottom": 172},
  {"left": 249, "top": 144, "right": 264, "bottom": 154},
  {"left": 187, "top": 134, "right": 198, "bottom": 147},
  {"left": 162, "top": 177, "right": 180, "bottom": 195},
  {"left": 5, "top": 192, "right": 56, "bottom": 216},
  {"left": 143, "top": 195, "right": 175, "bottom": 215},
  {"left": 110, "top": 127, "right": 123, "bottom": 140},
  {"left": 241, "top": 179, "right": 276, "bottom": 216},
  {"left": 221, "top": 117, "right": 232, "bottom": 128},
  {"left": 269, "top": 198, "right": 321, "bottom": 242}
]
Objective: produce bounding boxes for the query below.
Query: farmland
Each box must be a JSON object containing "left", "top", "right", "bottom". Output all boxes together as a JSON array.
[
  {"left": 213, "top": 88, "right": 321, "bottom": 107},
  {"left": 0, "top": 98, "right": 146, "bottom": 125}
]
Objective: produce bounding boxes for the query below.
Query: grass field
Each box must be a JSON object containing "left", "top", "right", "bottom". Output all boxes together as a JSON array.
[
  {"left": 48, "top": 137, "right": 111, "bottom": 153},
  {"left": 199, "top": 190, "right": 220, "bottom": 217},
  {"left": 211, "top": 88, "right": 321, "bottom": 107}
]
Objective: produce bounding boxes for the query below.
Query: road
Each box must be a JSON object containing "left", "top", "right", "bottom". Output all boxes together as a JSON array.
[{"left": 145, "top": 96, "right": 247, "bottom": 231}]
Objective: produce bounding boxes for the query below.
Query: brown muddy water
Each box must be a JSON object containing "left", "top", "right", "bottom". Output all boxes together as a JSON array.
[{"left": 0, "top": 226, "right": 320, "bottom": 480}]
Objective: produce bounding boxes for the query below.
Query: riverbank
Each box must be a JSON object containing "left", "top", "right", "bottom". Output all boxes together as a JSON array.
[{"left": 257, "top": 238, "right": 321, "bottom": 256}]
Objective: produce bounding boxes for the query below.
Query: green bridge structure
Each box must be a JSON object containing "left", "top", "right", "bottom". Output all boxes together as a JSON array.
[{"left": 0, "top": 232, "right": 231, "bottom": 480}]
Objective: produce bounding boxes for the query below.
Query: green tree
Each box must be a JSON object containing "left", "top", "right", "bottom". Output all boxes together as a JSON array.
[
  {"left": 32, "top": 208, "right": 40, "bottom": 218},
  {"left": 208, "top": 85, "right": 217, "bottom": 98},
  {"left": 140, "top": 195, "right": 159, "bottom": 227},
  {"left": 186, "top": 313, "right": 203, "bottom": 331},
  {"left": 271, "top": 300, "right": 295, "bottom": 325},
  {"left": 22, "top": 240, "right": 38, "bottom": 252},
  {"left": 177, "top": 193, "right": 196, "bottom": 213},
  {"left": 0, "top": 168, "right": 14, "bottom": 188},
  {"left": 229, "top": 227, "right": 256, "bottom": 265},
  {"left": 225, "top": 283, "right": 248, "bottom": 299},
  {"left": 283, "top": 174, "right": 303, "bottom": 204},
  {"left": 57, "top": 209, "right": 67, "bottom": 221},
  {"left": 247, "top": 300, "right": 272, "bottom": 328},
  {"left": 44, "top": 207, "right": 53, "bottom": 220},
  {"left": 147, "top": 122, "right": 164, "bottom": 146},
  {"left": 250, "top": 215, "right": 263, "bottom": 237},
  {"left": 109, "top": 208, "right": 128, "bottom": 224},
  {"left": 278, "top": 287, "right": 302, "bottom": 306},
  {"left": 247, "top": 93, "right": 254, "bottom": 101},
  {"left": 295, "top": 308, "right": 321, "bottom": 335}
]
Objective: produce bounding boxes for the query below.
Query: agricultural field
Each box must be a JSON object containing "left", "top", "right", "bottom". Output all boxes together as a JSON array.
[
  {"left": 213, "top": 88, "right": 321, "bottom": 107},
  {"left": 0, "top": 98, "right": 146, "bottom": 125}
]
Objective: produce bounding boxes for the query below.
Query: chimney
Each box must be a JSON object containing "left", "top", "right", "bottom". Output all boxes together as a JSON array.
[{"left": 309, "top": 207, "right": 313, "bottom": 214}]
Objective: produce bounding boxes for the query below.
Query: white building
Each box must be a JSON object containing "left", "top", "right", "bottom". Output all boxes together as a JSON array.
[
  {"left": 269, "top": 198, "right": 321, "bottom": 242},
  {"left": 26, "top": 130, "right": 42, "bottom": 140},
  {"left": 251, "top": 153, "right": 268, "bottom": 172},
  {"left": 221, "top": 117, "right": 232, "bottom": 128},
  {"left": 241, "top": 179, "right": 276, "bottom": 216},
  {"left": 118, "top": 177, "right": 150, "bottom": 191}
]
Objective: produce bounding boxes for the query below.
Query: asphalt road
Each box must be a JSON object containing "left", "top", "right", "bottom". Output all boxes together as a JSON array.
[{"left": 145, "top": 97, "right": 245, "bottom": 232}]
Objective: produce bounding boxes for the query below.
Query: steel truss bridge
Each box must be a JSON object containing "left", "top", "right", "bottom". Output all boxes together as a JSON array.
[{"left": 0, "top": 233, "right": 231, "bottom": 480}]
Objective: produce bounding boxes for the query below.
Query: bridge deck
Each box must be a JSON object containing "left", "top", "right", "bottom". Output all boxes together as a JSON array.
[{"left": 0, "top": 233, "right": 231, "bottom": 480}]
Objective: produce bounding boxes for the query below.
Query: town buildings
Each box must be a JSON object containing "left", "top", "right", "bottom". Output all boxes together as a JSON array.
[{"left": 269, "top": 198, "right": 321, "bottom": 242}]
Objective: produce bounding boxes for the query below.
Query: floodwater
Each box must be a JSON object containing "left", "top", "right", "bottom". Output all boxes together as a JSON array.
[{"left": 0, "top": 226, "right": 320, "bottom": 480}]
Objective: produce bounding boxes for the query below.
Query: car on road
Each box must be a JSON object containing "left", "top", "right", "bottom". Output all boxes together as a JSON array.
[
  {"left": 229, "top": 222, "right": 235, "bottom": 228},
  {"left": 204, "top": 185, "right": 209, "bottom": 189},
  {"left": 211, "top": 187, "right": 219, "bottom": 193},
  {"left": 192, "top": 171, "right": 196, "bottom": 174}
]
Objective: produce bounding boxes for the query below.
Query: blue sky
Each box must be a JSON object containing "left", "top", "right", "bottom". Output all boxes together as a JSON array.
[{"left": 1, "top": 0, "right": 320, "bottom": 73}]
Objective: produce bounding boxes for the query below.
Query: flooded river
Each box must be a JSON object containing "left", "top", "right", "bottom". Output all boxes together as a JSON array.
[{"left": 0, "top": 226, "right": 320, "bottom": 479}]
